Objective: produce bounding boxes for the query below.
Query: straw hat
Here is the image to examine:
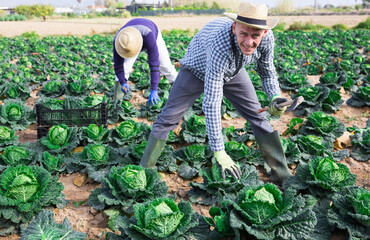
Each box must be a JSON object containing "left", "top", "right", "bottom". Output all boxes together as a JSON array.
[
  {"left": 224, "top": 2, "right": 278, "bottom": 30},
  {"left": 115, "top": 27, "right": 143, "bottom": 58}
]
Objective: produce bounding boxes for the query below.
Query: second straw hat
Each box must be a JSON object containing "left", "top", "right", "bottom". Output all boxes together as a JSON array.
[{"left": 115, "top": 27, "right": 143, "bottom": 58}]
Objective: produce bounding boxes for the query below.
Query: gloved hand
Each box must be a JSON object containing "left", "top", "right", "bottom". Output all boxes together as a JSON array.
[
  {"left": 148, "top": 90, "right": 161, "bottom": 106},
  {"left": 121, "top": 83, "right": 130, "bottom": 94},
  {"left": 214, "top": 150, "right": 241, "bottom": 180},
  {"left": 269, "top": 95, "right": 288, "bottom": 116}
]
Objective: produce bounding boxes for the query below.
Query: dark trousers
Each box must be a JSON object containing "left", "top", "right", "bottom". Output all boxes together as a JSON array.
[{"left": 151, "top": 68, "right": 273, "bottom": 140}]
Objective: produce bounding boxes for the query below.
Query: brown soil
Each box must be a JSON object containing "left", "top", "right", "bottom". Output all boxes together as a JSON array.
[{"left": 0, "top": 16, "right": 369, "bottom": 240}]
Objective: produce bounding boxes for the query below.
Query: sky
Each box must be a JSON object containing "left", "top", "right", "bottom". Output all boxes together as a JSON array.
[{"left": 0, "top": 0, "right": 361, "bottom": 9}]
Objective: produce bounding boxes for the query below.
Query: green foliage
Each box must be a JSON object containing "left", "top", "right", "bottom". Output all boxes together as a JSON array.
[
  {"left": 0, "top": 14, "right": 27, "bottom": 21},
  {"left": 332, "top": 23, "right": 348, "bottom": 30},
  {"left": 0, "top": 126, "right": 19, "bottom": 151},
  {"left": 283, "top": 118, "right": 304, "bottom": 136},
  {"left": 347, "top": 86, "right": 370, "bottom": 107},
  {"left": 0, "top": 145, "right": 36, "bottom": 167},
  {"left": 40, "top": 124, "right": 79, "bottom": 154},
  {"left": 350, "top": 120, "right": 370, "bottom": 161},
  {"left": 353, "top": 16, "right": 370, "bottom": 29},
  {"left": 107, "top": 198, "right": 210, "bottom": 239},
  {"left": 0, "top": 165, "right": 67, "bottom": 233},
  {"left": 273, "top": 21, "right": 286, "bottom": 31},
  {"left": 65, "top": 144, "right": 121, "bottom": 182},
  {"left": 79, "top": 124, "right": 110, "bottom": 145},
  {"left": 281, "top": 137, "right": 302, "bottom": 165},
  {"left": 20, "top": 210, "right": 86, "bottom": 240},
  {"left": 298, "top": 111, "right": 346, "bottom": 142},
  {"left": 227, "top": 183, "right": 317, "bottom": 239},
  {"left": 38, "top": 151, "right": 65, "bottom": 174},
  {"left": 180, "top": 114, "right": 208, "bottom": 143},
  {"left": 0, "top": 99, "right": 35, "bottom": 130},
  {"left": 283, "top": 156, "right": 356, "bottom": 198},
  {"left": 288, "top": 22, "right": 328, "bottom": 31},
  {"left": 88, "top": 165, "right": 169, "bottom": 214},
  {"left": 38, "top": 80, "right": 65, "bottom": 97},
  {"left": 174, "top": 144, "right": 212, "bottom": 180},
  {"left": 188, "top": 161, "right": 262, "bottom": 205},
  {"left": 292, "top": 85, "right": 330, "bottom": 116},
  {"left": 111, "top": 119, "right": 149, "bottom": 147},
  {"left": 327, "top": 186, "right": 370, "bottom": 239}
]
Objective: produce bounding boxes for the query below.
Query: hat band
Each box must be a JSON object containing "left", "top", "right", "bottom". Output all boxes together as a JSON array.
[{"left": 236, "top": 15, "right": 266, "bottom": 26}]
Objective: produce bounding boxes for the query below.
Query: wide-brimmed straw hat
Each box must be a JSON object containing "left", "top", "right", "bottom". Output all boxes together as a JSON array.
[
  {"left": 224, "top": 2, "right": 278, "bottom": 30},
  {"left": 115, "top": 27, "right": 143, "bottom": 58}
]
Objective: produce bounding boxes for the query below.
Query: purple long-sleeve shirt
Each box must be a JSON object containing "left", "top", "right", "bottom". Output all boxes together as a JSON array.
[{"left": 113, "top": 18, "right": 160, "bottom": 90}]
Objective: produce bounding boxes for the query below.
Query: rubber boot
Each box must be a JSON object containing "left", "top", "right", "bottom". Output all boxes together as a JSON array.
[
  {"left": 255, "top": 130, "right": 293, "bottom": 184},
  {"left": 140, "top": 135, "right": 166, "bottom": 168},
  {"left": 113, "top": 81, "right": 124, "bottom": 101}
]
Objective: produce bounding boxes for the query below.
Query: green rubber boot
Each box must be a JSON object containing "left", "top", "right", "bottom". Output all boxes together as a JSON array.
[
  {"left": 140, "top": 135, "right": 166, "bottom": 168},
  {"left": 255, "top": 130, "right": 293, "bottom": 184},
  {"left": 113, "top": 81, "right": 124, "bottom": 100}
]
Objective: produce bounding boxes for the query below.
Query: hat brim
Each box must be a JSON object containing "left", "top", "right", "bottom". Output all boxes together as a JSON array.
[{"left": 224, "top": 12, "right": 279, "bottom": 30}]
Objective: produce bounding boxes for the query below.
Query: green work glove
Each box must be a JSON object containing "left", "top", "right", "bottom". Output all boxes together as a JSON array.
[
  {"left": 269, "top": 95, "right": 288, "bottom": 116},
  {"left": 214, "top": 150, "right": 241, "bottom": 180}
]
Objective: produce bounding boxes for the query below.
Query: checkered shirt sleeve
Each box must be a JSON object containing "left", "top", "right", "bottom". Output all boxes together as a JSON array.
[{"left": 256, "top": 30, "right": 280, "bottom": 99}]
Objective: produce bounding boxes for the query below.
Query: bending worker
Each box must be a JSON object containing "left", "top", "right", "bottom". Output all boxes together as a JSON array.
[
  {"left": 113, "top": 18, "right": 178, "bottom": 105},
  {"left": 140, "top": 2, "right": 292, "bottom": 184}
]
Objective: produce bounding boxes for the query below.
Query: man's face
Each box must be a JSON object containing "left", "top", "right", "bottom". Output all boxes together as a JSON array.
[{"left": 232, "top": 22, "right": 268, "bottom": 55}]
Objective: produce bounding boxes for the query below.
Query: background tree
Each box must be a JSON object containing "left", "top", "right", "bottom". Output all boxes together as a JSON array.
[{"left": 14, "top": 4, "right": 54, "bottom": 21}]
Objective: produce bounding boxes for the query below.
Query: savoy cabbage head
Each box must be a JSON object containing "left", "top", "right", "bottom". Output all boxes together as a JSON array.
[
  {"left": 0, "top": 145, "right": 37, "bottom": 167},
  {"left": 0, "top": 100, "right": 35, "bottom": 130},
  {"left": 118, "top": 100, "right": 139, "bottom": 121},
  {"left": 0, "top": 165, "right": 67, "bottom": 234},
  {"left": 292, "top": 85, "right": 330, "bottom": 116},
  {"left": 225, "top": 140, "right": 262, "bottom": 165},
  {"left": 350, "top": 119, "right": 370, "bottom": 162},
  {"left": 174, "top": 144, "right": 212, "bottom": 180},
  {"left": 298, "top": 111, "right": 346, "bottom": 142},
  {"left": 66, "top": 144, "right": 122, "bottom": 182},
  {"left": 227, "top": 183, "right": 317, "bottom": 240},
  {"left": 346, "top": 86, "right": 370, "bottom": 107},
  {"left": 327, "top": 186, "right": 370, "bottom": 240},
  {"left": 39, "top": 124, "right": 79, "bottom": 154},
  {"left": 322, "top": 90, "right": 344, "bottom": 113},
  {"left": 180, "top": 114, "right": 208, "bottom": 143},
  {"left": 88, "top": 165, "right": 169, "bottom": 214},
  {"left": 0, "top": 82, "right": 30, "bottom": 101},
  {"left": 38, "top": 80, "right": 65, "bottom": 97},
  {"left": 283, "top": 156, "right": 356, "bottom": 198},
  {"left": 106, "top": 198, "right": 211, "bottom": 240},
  {"left": 0, "top": 126, "right": 19, "bottom": 151},
  {"left": 111, "top": 119, "right": 149, "bottom": 147},
  {"left": 37, "top": 151, "right": 66, "bottom": 174},
  {"left": 79, "top": 123, "right": 110, "bottom": 145}
]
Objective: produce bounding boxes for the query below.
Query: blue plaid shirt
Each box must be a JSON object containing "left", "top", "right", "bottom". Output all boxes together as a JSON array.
[{"left": 180, "top": 17, "right": 280, "bottom": 152}]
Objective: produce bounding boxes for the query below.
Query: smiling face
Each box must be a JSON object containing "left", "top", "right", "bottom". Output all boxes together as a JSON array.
[{"left": 232, "top": 22, "right": 268, "bottom": 55}]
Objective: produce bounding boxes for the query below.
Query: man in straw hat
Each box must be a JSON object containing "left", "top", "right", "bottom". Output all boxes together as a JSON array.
[
  {"left": 140, "top": 2, "right": 292, "bottom": 184},
  {"left": 113, "top": 18, "right": 178, "bottom": 105}
]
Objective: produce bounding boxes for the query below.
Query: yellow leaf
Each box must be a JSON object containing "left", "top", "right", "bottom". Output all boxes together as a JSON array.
[
  {"left": 72, "top": 146, "right": 84, "bottom": 153},
  {"left": 223, "top": 113, "right": 231, "bottom": 120}
]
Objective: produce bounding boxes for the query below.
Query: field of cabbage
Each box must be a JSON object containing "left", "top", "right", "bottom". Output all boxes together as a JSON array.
[{"left": 0, "top": 28, "right": 369, "bottom": 240}]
